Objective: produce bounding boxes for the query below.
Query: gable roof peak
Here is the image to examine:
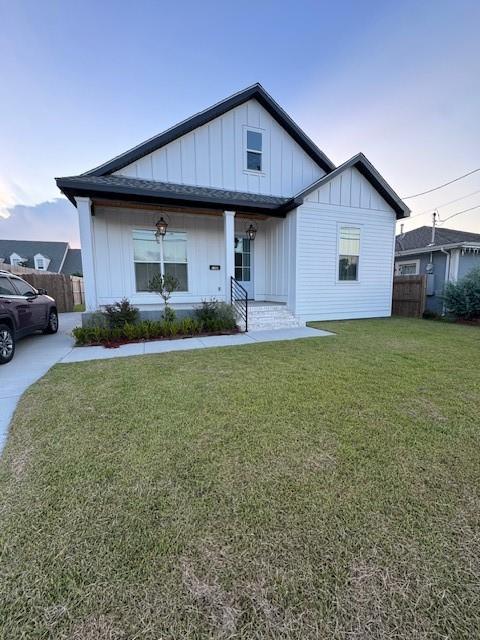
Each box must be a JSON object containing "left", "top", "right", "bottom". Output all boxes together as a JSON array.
[
  {"left": 295, "top": 152, "right": 410, "bottom": 219},
  {"left": 82, "top": 83, "right": 335, "bottom": 178}
]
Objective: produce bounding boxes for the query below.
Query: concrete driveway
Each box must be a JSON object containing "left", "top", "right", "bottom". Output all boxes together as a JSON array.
[{"left": 0, "top": 312, "right": 79, "bottom": 451}]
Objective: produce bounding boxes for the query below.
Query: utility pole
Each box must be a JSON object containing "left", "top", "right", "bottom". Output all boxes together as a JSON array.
[{"left": 431, "top": 210, "right": 437, "bottom": 244}]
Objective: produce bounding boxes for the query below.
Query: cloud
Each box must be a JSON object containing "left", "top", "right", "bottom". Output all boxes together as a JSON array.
[{"left": 0, "top": 198, "right": 79, "bottom": 246}]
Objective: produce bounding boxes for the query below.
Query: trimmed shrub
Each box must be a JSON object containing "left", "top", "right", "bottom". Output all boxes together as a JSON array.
[
  {"left": 194, "top": 299, "right": 237, "bottom": 332},
  {"left": 72, "top": 314, "right": 234, "bottom": 347},
  {"left": 443, "top": 266, "right": 480, "bottom": 320},
  {"left": 103, "top": 298, "right": 139, "bottom": 328}
]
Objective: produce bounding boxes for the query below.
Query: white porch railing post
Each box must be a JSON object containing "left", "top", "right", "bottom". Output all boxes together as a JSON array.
[
  {"left": 223, "top": 210, "right": 235, "bottom": 302},
  {"left": 76, "top": 197, "right": 98, "bottom": 312}
]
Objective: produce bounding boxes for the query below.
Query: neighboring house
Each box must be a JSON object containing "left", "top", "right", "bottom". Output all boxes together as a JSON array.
[
  {"left": 395, "top": 226, "right": 480, "bottom": 313},
  {"left": 0, "top": 240, "right": 82, "bottom": 276},
  {"left": 56, "top": 83, "right": 409, "bottom": 326}
]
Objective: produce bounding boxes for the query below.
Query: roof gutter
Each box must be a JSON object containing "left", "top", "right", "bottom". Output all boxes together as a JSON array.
[{"left": 395, "top": 242, "right": 480, "bottom": 257}]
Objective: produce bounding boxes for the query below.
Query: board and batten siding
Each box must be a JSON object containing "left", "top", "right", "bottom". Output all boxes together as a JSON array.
[
  {"left": 295, "top": 168, "right": 397, "bottom": 321},
  {"left": 90, "top": 205, "right": 274, "bottom": 307},
  {"left": 263, "top": 214, "right": 296, "bottom": 304},
  {"left": 113, "top": 99, "right": 325, "bottom": 197}
]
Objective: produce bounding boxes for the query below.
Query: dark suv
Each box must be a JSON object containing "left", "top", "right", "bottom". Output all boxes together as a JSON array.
[{"left": 0, "top": 271, "right": 58, "bottom": 365}]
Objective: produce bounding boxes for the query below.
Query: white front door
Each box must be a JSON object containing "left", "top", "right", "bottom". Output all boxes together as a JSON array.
[{"left": 234, "top": 237, "right": 254, "bottom": 299}]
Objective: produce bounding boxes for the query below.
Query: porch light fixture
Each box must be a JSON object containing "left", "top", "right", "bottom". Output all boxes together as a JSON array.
[
  {"left": 246, "top": 223, "right": 257, "bottom": 241},
  {"left": 155, "top": 216, "right": 168, "bottom": 242}
]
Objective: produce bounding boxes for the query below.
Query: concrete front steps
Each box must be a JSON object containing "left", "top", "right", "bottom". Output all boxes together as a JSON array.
[{"left": 245, "top": 304, "right": 305, "bottom": 331}]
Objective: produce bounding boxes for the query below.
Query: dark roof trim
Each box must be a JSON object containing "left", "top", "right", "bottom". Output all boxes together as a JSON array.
[
  {"left": 294, "top": 153, "right": 410, "bottom": 219},
  {"left": 55, "top": 176, "right": 292, "bottom": 217},
  {"left": 83, "top": 83, "right": 335, "bottom": 177}
]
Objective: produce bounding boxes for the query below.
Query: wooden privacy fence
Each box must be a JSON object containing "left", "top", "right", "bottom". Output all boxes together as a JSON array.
[
  {"left": 392, "top": 275, "right": 426, "bottom": 318},
  {"left": 71, "top": 275, "right": 85, "bottom": 307},
  {"left": 0, "top": 264, "right": 77, "bottom": 313}
]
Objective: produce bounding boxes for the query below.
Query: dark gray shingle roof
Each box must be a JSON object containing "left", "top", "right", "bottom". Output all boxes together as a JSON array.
[
  {"left": 0, "top": 240, "right": 69, "bottom": 272},
  {"left": 396, "top": 226, "right": 480, "bottom": 252},
  {"left": 55, "top": 174, "right": 292, "bottom": 213},
  {"left": 61, "top": 248, "right": 82, "bottom": 275}
]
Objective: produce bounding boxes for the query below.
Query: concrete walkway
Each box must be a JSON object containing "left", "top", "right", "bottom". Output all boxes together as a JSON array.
[
  {"left": 60, "top": 326, "right": 332, "bottom": 363},
  {"left": 0, "top": 316, "right": 332, "bottom": 452}
]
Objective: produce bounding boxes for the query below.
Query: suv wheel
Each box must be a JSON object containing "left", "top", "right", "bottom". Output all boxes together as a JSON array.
[
  {"left": 43, "top": 309, "right": 59, "bottom": 335},
  {"left": 0, "top": 324, "right": 15, "bottom": 365}
]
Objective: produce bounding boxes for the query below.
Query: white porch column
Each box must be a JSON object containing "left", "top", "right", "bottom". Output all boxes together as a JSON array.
[
  {"left": 76, "top": 197, "right": 98, "bottom": 312},
  {"left": 223, "top": 210, "right": 235, "bottom": 302}
]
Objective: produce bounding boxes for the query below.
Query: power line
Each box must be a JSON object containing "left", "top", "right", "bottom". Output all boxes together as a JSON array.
[
  {"left": 402, "top": 166, "right": 480, "bottom": 199},
  {"left": 438, "top": 203, "right": 480, "bottom": 224},
  {"left": 407, "top": 209, "right": 436, "bottom": 221},
  {"left": 411, "top": 188, "right": 480, "bottom": 218}
]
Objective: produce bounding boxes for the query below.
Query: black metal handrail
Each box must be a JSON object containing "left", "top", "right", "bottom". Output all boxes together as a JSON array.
[{"left": 230, "top": 276, "right": 248, "bottom": 332}]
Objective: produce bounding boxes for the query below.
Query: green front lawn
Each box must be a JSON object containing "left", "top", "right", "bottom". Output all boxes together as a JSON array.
[{"left": 1, "top": 318, "right": 479, "bottom": 638}]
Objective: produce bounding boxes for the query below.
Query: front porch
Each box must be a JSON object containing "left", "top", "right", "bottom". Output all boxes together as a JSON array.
[{"left": 75, "top": 196, "right": 299, "bottom": 328}]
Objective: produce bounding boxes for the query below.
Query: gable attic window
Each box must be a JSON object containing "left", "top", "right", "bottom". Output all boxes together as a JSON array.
[
  {"left": 338, "top": 226, "right": 361, "bottom": 281},
  {"left": 133, "top": 229, "right": 188, "bottom": 292},
  {"left": 246, "top": 130, "right": 263, "bottom": 172}
]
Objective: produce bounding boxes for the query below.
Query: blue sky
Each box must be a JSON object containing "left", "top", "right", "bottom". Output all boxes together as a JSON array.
[{"left": 1, "top": 0, "right": 479, "bottom": 246}]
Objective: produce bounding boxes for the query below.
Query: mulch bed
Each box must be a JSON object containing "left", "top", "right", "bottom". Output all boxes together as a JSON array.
[{"left": 81, "top": 328, "right": 242, "bottom": 349}]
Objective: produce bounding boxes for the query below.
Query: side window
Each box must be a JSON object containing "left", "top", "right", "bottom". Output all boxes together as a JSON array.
[
  {"left": 338, "top": 226, "right": 361, "bottom": 281},
  {"left": 11, "top": 278, "right": 36, "bottom": 296},
  {"left": 246, "top": 130, "right": 263, "bottom": 172},
  {"left": 397, "top": 262, "right": 419, "bottom": 275},
  {"left": 0, "top": 276, "right": 17, "bottom": 296}
]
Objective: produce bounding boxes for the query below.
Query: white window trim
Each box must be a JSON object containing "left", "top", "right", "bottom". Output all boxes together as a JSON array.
[
  {"left": 10, "top": 252, "right": 25, "bottom": 267},
  {"left": 243, "top": 125, "right": 266, "bottom": 176},
  {"left": 336, "top": 224, "right": 362, "bottom": 284},
  {"left": 395, "top": 259, "right": 420, "bottom": 276},
  {"left": 34, "top": 253, "right": 50, "bottom": 271},
  {"left": 132, "top": 227, "right": 189, "bottom": 294}
]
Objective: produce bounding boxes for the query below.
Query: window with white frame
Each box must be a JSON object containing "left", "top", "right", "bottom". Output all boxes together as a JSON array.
[
  {"left": 133, "top": 229, "right": 188, "bottom": 292},
  {"left": 34, "top": 254, "right": 47, "bottom": 270},
  {"left": 338, "top": 226, "right": 361, "bottom": 281},
  {"left": 396, "top": 260, "right": 419, "bottom": 276},
  {"left": 246, "top": 129, "right": 263, "bottom": 172},
  {"left": 10, "top": 253, "right": 25, "bottom": 267}
]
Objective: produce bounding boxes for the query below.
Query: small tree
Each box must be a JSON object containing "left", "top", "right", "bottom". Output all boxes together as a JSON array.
[
  {"left": 148, "top": 272, "right": 180, "bottom": 321},
  {"left": 443, "top": 266, "right": 480, "bottom": 320}
]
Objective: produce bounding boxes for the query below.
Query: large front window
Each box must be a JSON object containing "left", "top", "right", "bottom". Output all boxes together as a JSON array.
[
  {"left": 338, "top": 226, "right": 360, "bottom": 281},
  {"left": 133, "top": 229, "right": 188, "bottom": 292}
]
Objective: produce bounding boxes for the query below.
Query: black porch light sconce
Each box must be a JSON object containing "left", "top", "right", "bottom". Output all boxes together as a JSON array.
[
  {"left": 155, "top": 216, "right": 168, "bottom": 242},
  {"left": 246, "top": 223, "right": 257, "bottom": 241}
]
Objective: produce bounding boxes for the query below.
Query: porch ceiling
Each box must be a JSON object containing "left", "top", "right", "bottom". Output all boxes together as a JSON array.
[{"left": 55, "top": 174, "right": 294, "bottom": 217}]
